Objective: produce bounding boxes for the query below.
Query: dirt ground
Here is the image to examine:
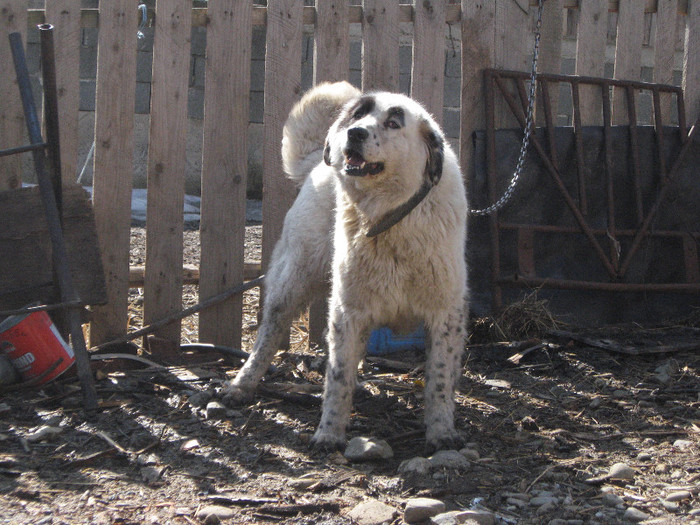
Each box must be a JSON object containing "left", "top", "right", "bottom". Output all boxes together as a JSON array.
[{"left": 1, "top": 227, "right": 698, "bottom": 525}]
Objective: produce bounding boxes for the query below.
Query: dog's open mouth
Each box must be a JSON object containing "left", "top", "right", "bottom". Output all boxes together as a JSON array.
[{"left": 343, "top": 149, "right": 384, "bottom": 176}]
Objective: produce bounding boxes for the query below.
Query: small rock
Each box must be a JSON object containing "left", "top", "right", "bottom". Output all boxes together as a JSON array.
[
  {"left": 398, "top": 456, "right": 432, "bottom": 476},
  {"left": 188, "top": 391, "right": 213, "bottom": 408},
  {"left": 589, "top": 397, "right": 603, "bottom": 409},
  {"left": 347, "top": 499, "right": 396, "bottom": 525},
  {"left": 506, "top": 497, "right": 527, "bottom": 508},
  {"left": 530, "top": 496, "right": 558, "bottom": 507},
  {"left": 404, "top": 498, "right": 446, "bottom": 523},
  {"left": 459, "top": 448, "right": 480, "bottom": 461},
  {"left": 25, "top": 425, "right": 64, "bottom": 443},
  {"left": 612, "top": 389, "right": 628, "bottom": 399},
  {"left": 428, "top": 450, "right": 470, "bottom": 470},
  {"left": 636, "top": 451, "right": 652, "bottom": 461},
  {"left": 601, "top": 492, "right": 623, "bottom": 507},
  {"left": 344, "top": 437, "right": 393, "bottom": 461},
  {"left": 205, "top": 401, "right": 227, "bottom": 419},
  {"left": 430, "top": 510, "right": 495, "bottom": 525},
  {"left": 622, "top": 507, "right": 650, "bottom": 522},
  {"left": 196, "top": 505, "right": 236, "bottom": 523},
  {"left": 672, "top": 439, "right": 693, "bottom": 449},
  {"left": 665, "top": 490, "right": 691, "bottom": 502},
  {"left": 608, "top": 462, "right": 635, "bottom": 480},
  {"left": 661, "top": 499, "right": 679, "bottom": 512}
]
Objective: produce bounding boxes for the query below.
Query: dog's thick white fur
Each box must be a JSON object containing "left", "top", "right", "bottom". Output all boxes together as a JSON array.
[{"left": 224, "top": 82, "right": 469, "bottom": 453}]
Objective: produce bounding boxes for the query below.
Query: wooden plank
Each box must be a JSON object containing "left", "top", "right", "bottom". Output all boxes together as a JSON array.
[
  {"left": 0, "top": 0, "right": 26, "bottom": 191},
  {"left": 411, "top": 0, "right": 446, "bottom": 123},
  {"left": 130, "top": 263, "right": 261, "bottom": 288},
  {"left": 684, "top": 0, "right": 700, "bottom": 125},
  {"left": 313, "top": 0, "right": 350, "bottom": 83},
  {"left": 45, "top": 0, "right": 81, "bottom": 186},
  {"left": 494, "top": 0, "right": 532, "bottom": 128},
  {"left": 199, "top": 0, "right": 252, "bottom": 347},
  {"left": 361, "top": 0, "right": 400, "bottom": 92},
  {"left": 0, "top": 184, "right": 106, "bottom": 310},
  {"left": 143, "top": 0, "right": 193, "bottom": 343},
  {"left": 460, "top": 0, "right": 495, "bottom": 179},
  {"left": 653, "top": 0, "right": 679, "bottom": 122},
  {"left": 89, "top": 0, "right": 138, "bottom": 345},
  {"left": 611, "top": 0, "right": 645, "bottom": 125},
  {"left": 575, "top": 0, "right": 608, "bottom": 125},
  {"left": 261, "top": 0, "right": 303, "bottom": 275},
  {"left": 537, "top": 0, "right": 563, "bottom": 125}
]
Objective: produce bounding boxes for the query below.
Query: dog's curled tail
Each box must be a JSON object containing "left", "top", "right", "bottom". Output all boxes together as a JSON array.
[{"left": 282, "top": 81, "right": 360, "bottom": 185}]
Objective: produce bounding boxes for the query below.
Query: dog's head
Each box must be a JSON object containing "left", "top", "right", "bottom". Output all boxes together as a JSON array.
[{"left": 323, "top": 92, "right": 445, "bottom": 191}]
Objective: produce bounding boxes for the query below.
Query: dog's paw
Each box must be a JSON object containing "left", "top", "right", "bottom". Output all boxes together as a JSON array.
[
  {"left": 425, "top": 430, "right": 464, "bottom": 456},
  {"left": 221, "top": 384, "right": 255, "bottom": 407},
  {"left": 310, "top": 429, "right": 346, "bottom": 453}
]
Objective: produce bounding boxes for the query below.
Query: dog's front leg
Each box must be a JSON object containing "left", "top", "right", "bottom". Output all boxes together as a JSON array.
[
  {"left": 424, "top": 304, "right": 466, "bottom": 453},
  {"left": 311, "top": 312, "right": 368, "bottom": 451}
]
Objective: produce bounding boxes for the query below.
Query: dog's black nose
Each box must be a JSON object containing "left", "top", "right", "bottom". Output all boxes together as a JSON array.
[{"left": 347, "top": 127, "right": 369, "bottom": 142}]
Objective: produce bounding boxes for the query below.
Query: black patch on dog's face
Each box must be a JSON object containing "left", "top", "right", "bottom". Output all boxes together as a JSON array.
[
  {"left": 421, "top": 121, "right": 444, "bottom": 186},
  {"left": 385, "top": 106, "right": 405, "bottom": 129},
  {"left": 349, "top": 96, "right": 375, "bottom": 122}
]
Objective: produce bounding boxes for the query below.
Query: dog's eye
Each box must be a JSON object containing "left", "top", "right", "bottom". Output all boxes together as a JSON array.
[{"left": 385, "top": 120, "right": 400, "bottom": 130}]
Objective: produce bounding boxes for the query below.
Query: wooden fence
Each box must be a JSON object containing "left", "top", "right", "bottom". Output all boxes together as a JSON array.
[{"left": 0, "top": 1, "right": 698, "bottom": 350}]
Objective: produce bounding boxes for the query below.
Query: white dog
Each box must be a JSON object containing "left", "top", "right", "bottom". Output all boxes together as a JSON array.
[{"left": 224, "top": 82, "right": 468, "bottom": 453}]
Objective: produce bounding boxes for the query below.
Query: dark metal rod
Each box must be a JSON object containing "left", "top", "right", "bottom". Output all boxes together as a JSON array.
[
  {"left": 540, "top": 79, "right": 559, "bottom": 170},
  {"left": 601, "top": 81, "right": 619, "bottom": 271},
  {"left": 39, "top": 24, "right": 63, "bottom": 219},
  {"left": 571, "top": 81, "right": 587, "bottom": 213},
  {"left": 9, "top": 32, "right": 97, "bottom": 412},
  {"left": 498, "top": 275, "right": 700, "bottom": 293},
  {"left": 484, "top": 70, "right": 502, "bottom": 309},
  {"left": 625, "top": 85, "right": 644, "bottom": 225},
  {"left": 652, "top": 87, "right": 668, "bottom": 181},
  {"left": 498, "top": 221, "right": 700, "bottom": 239},
  {"left": 493, "top": 74, "right": 618, "bottom": 278},
  {"left": 0, "top": 142, "right": 49, "bottom": 157}
]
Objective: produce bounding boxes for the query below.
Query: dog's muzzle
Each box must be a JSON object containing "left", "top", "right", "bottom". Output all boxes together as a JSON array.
[{"left": 342, "top": 127, "right": 384, "bottom": 177}]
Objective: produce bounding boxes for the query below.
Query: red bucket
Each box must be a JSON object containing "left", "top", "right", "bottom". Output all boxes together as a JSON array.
[{"left": 0, "top": 310, "right": 75, "bottom": 384}]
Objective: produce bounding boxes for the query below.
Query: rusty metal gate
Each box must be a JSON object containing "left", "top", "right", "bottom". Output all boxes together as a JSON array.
[{"left": 480, "top": 69, "right": 699, "bottom": 314}]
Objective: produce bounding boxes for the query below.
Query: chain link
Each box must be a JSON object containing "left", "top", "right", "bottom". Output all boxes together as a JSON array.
[{"left": 469, "top": 0, "right": 545, "bottom": 216}]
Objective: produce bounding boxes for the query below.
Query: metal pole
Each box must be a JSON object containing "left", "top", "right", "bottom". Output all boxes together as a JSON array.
[{"left": 9, "top": 32, "right": 98, "bottom": 413}]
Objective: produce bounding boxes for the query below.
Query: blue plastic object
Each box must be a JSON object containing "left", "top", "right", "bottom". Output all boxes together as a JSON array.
[{"left": 366, "top": 326, "right": 426, "bottom": 356}]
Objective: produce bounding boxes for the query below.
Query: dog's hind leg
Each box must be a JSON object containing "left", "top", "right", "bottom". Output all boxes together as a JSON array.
[
  {"left": 223, "top": 258, "right": 321, "bottom": 406},
  {"left": 423, "top": 303, "right": 466, "bottom": 453}
]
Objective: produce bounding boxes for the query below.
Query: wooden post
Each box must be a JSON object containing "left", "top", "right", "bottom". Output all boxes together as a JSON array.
[
  {"left": 411, "top": 0, "right": 446, "bottom": 123},
  {"left": 0, "top": 0, "right": 26, "bottom": 191},
  {"left": 143, "top": 0, "right": 193, "bottom": 343},
  {"left": 90, "top": 0, "right": 138, "bottom": 345},
  {"left": 652, "top": 0, "right": 679, "bottom": 123},
  {"left": 537, "top": 0, "right": 563, "bottom": 124},
  {"left": 612, "top": 0, "right": 644, "bottom": 125},
  {"left": 314, "top": 1, "right": 349, "bottom": 83},
  {"left": 684, "top": 0, "right": 700, "bottom": 125},
  {"left": 199, "top": 0, "right": 252, "bottom": 347},
  {"left": 575, "top": 0, "right": 608, "bottom": 125},
  {"left": 361, "top": 0, "right": 400, "bottom": 92}
]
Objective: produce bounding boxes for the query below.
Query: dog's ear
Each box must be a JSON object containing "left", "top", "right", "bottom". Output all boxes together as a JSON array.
[
  {"left": 421, "top": 120, "right": 444, "bottom": 186},
  {"left": 323, "top": 139, "right": 331, "bottom": 166}
]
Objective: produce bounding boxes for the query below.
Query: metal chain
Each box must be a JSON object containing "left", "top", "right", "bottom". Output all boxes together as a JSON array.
[{"left": 469, "top": 0, "right": 545, "bottom": 216}]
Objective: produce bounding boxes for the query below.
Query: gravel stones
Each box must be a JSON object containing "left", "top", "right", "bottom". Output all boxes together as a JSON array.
[
  {"left": 347, "top": 499, "right": 397, "bottom": 525},
  {"left": 344, "top": 437, "right": 394, "bottom": 461},
  {"left": 403, "top": 498, "right": 446, "bottom": 523}
]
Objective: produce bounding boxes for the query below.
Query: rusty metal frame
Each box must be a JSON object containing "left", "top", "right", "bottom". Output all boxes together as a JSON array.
[{"left": 484, "top": 68, "right": 699, "bottom": 308}]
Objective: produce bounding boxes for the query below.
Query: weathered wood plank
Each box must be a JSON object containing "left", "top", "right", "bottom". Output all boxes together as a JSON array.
[
  {"left": 45, "top": 0, "right": 81, "bottom": 186},
  {"left": 575, "top": 0, "right": 608, "bottom": 125},
  {"left": 0, "top": 184, "right": 106, "bottom": 311},
  {"left": 361, "top": 0, "right": 400, "bottom": 91},
  {"left": 199, "top": 0, "right": 252, "bottom": 347},
  {"left": 611, "top": 0, "right": 645, "bottom": 125},
  {"left": 143, "top": 0, "right": 193, "bottom": 343},
  {"left": 460, "top": 0, "right": 495, "bottom": 179},
  {"left": 653, "top": 0, "right": 679, "bottom": 122},
  {"left": 314, "top": 0, "right": 350, "bottom": 83},
  {"left": 411, "top": 0, "right": 446, "bottom": 123},
  {"left": 0, "top": 0, "right": 26, "bottom": 191},
  {"left": 537, "top": 0, "right": 563, "bottom": 125},
  {"left": 261, "top": 0, "right": 303, "bottom": 274},
  {"left": 684, "top": 0, "right": 700, "bottom": 125},
  {"left": 89, "top": 0, "right": 138, "bottom": 345}
]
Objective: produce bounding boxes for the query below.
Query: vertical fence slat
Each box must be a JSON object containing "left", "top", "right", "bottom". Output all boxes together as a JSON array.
[
  {"left": 314, "top": 1, "right": 349, "bottom": 83},
  {"left": 199, "top": 1, "right": 252, "bottom": 347},
  {"left": 0, "top": 0, "right": 26, "bottom": 191},
  {"left": 575, "top": 0, "right": 608, "bottom": 125},
  {"left": 684, "top": 0, "right": 700, "bottom": 124},
  {"left": 411, "top": 0, "right": 446, "bottom": 123},
  {"left": 361, "top": 0, "right": 400, "bottom": 91},
  {"left": 537, "top": 0, "right": 563, "bottom": 125},
  {"left": 90, "top": 0, "right": 138, "bottom": 344},
  {"left": 45, "top": 0, "right": 80, "bottom": 186},
  {"left": 262, "top": 0, "right": 303, "bottom": 275},
  {"left": 143, "top": 0, "right": 193, "bottom": 343},
  {"left": 653, "top": 0, "right": 679, "bottom": 122},
  {"left": 612, "top": 0, "right": 645, "bottom": 124},
  {"left": 460, "top": 0, "right": 495, "bottom": 179}
]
